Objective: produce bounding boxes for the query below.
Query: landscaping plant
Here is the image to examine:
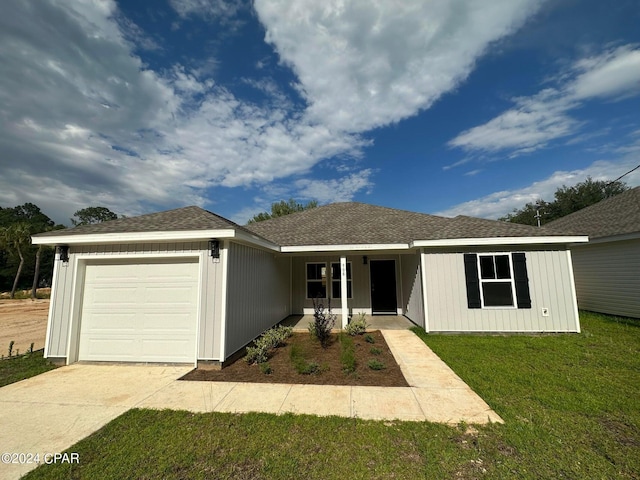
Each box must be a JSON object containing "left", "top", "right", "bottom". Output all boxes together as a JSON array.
[
  {"left": 339, "top": 333, "right": 356, "bottom": 373},
  {"left": 367, "top": 359, "right": 386, "bottom": 370},
  {"left": 345, "top": 312, "right": 368, "bottom": 336},
  {"left": 308, "top": 296, "right": 335, "bottom": 347},
  {"left": 245, "top": 325, "right": 293, "bottom": 365}
]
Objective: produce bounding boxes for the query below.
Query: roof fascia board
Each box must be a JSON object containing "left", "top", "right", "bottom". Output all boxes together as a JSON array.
[
  {"left": 31, "top": 229, "right": 238, "bottom": 245},
  {"left": 281, "top": 243, "right": 410, "bottom": 253},
  {"left": 232, "top": 230, "right": 281, "bottom": 252},
  {"left": 569, "top": 231, "right": 640, "bottom": 245},
  {"left": 411, "top": 236, "right": 589, "bottom": 247}
]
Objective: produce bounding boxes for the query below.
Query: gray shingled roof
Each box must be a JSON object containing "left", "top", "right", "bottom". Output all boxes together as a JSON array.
[
  {"left": 545, "top": 187, "right": 640, "bottom": 239},
  {"left": 33, "top": 206, "right": 247, "bottom": 237},
  {"left": 244, "top": 202, "right": 450, "bottom": 245},
  {"left": 428, "top": 215, "right": 561, "bottom": 240},
  {"left": 35, "top": 202, "right": 579, "bottom": 246},
  {"left": 244, "top": 202, "right": 558, "bottom": 245}
]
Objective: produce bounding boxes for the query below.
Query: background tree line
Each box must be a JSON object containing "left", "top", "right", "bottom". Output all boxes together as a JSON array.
[
  {"left": 0, "top": 205, "right": 120, "bottom": 297},
  {"left": 499, "top": 177, "right": 629, "bottom": 226}
]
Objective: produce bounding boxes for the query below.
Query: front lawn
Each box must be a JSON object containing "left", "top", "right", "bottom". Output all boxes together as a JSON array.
[
  {"left": 24, "top": 311, "right": 640, "bottom": 479},
  {"left": 0, "top": 350, "right": 57, "bottom": 388}
]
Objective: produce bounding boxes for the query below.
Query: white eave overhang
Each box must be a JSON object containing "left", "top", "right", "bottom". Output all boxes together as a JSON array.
[
  {"left": 31, "top": 229, "right": 281, "bottom": 252},
  {"left": 280, "top": 243, "right": 411, "bottom": 253},
  {"left": 411, "top": 236, "right": 589, "bottom": 247}
]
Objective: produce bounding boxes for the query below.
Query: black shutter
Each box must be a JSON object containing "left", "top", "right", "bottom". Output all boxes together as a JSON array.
[
  {"left": 463, "top": 254, "right": 481, "bottom": 309},
  {"left": 512, "top": 252, "right": 531, "bottom": 309}
]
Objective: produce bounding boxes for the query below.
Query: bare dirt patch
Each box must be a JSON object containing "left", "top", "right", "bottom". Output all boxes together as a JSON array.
[
  {"left": 182, "top": 330, "right": 408, "bottom": 387},
  {"left": 0, "top": 299, "right": 49, "bottom": 356}
]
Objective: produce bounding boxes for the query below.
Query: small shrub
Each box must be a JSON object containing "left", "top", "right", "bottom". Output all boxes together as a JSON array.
[
  {"left": 309, "top": 296, "right": 336, "bottom": 347},
  {"left": 8, "top": 340, "right": 14, "bottom": 357},
  {"left": 245, "top": 345, "right": 268, "bottom": 365},
  {"left": 368, "top": 359, "right": 386, "bottom": 370},
  {"left": 339, "top": 333, "right": 356, "bottom": 374},
  {"left": 345, "top": 312, "right": 369, "bottom": 336},
  {"left": 261, "top": 325, "right": 293, "bottom": 349},
  {"left": 369, "top": 347, "right": 382, "bottom": 355},
  {"left": 364, "top": 334, "right": 375, "bottom": 344},
  {"left": 245, "top": 325, "right": 293, "bottom": 365},
  {"left": 259, "top": 362, "right": 272, "bottom": 375}
]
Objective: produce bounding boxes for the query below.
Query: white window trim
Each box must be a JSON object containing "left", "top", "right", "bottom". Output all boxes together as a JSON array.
[
  {"left": 305, "top": 262, "right": 328, "bottom": 299},
  {"left": 477, "top": 253, "right": 518, "bottom": 309},
  {"left": 330, "top": 261, "right": 353, "bottom": 299}
]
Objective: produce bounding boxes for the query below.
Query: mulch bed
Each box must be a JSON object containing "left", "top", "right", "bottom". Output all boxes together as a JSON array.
[{"left": 181, "top": 330, "right": 408, "bottom": 387}]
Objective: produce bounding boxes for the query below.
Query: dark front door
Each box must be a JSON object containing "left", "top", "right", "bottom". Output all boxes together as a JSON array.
[{"left": 370, "top": 260, "right": 397, "bottom": 314}]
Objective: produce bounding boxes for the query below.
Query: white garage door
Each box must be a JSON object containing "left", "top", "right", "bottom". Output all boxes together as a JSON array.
[{"left": 78, "top": 259, "right": 199, "bottom": 363}]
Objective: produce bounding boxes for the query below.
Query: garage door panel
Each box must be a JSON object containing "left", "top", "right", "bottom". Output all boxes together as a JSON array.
[
  {"left": 142, "top": 285, "right": 197, "bottom": 305},
  {"left": 142, "top": 314, "right": 196, "bottom": 333},
  {"left": 141, "top": 339, "right": 194, "bottom": 358},
  {"left": 81, "top": 338, "right": 137, "bottom": 359},
  {"left": 79, "top": 260, "right": 199, "bottom": 363}
]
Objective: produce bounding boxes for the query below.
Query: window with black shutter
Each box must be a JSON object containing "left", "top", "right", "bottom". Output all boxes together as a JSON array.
[{"left": 464, "top": 252, "right": 531, "bottom": 309}]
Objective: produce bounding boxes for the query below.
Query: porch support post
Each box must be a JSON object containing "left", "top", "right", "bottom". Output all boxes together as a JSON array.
[{"left": 340, "top": 255, "right": 348, "bottom": 328}]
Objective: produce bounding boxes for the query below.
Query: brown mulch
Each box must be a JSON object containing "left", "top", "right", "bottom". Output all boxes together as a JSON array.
[{"left": 181, "top": 330, "right": 409, "bottom": 387}]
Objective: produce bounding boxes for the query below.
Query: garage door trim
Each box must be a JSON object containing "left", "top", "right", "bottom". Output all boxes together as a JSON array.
[{"left": 66, "top": 252, "right": 204, "bottom": 366}]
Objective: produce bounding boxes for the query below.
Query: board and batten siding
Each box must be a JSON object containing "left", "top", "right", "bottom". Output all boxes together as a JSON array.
[
  {"left": 223, "top": 242, "right": 290, "bottom": 360},
  {"left": 44, "top": 242, "right": 224, "bottom": 361},
  {"left": 424, "top": 248, "right": 579, "bottom": 332},
  {"left": 400, "top": 253, "right": 424, "bottom": 327},
  {"left": 291, "top": 254, "right": 403, "bottom": 314},
  {"left": 570, "top": 239, "right": 640, "bottom": 318}
]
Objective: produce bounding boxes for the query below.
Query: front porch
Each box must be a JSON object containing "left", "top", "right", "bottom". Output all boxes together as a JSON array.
[{"left": 281, "top": 314, "right": 416, "bottom": 332}]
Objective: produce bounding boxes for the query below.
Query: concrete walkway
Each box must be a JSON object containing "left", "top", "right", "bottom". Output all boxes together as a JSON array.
[{"left": 0, "top": 330, "right": 502, "bottom": 480}]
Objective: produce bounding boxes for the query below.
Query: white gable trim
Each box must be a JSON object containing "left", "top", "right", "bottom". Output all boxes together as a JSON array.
[
  {"left": 411, "top": 236, "right": 588, "bottom": 247},
  {"left": 281, "top": 243, "right": 410, "bottom": 253},
  {"left": 32, "top": 228, "right": 280, "bottom": 251}
]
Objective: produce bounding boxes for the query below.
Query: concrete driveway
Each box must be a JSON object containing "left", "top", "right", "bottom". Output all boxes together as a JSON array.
[{"left": 0, "top": 364, "right": 192, "bottom": 480}]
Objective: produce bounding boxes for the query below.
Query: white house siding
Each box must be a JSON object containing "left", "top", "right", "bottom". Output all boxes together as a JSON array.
[
  {"left": 570, "top": 239, "right": 640, "bottom": 318},
  {"left": 291, "top": 254, "right": 403, "bottom": 315},
  {"left": 44, "top": 242, "right": 224, "bottom": 362},
  {"left": 424, "top": 248, "right": 579, "bottom": 332},
  {"left": 400, "top": 253, "right": 424, "bottom": 327},
  {"left": 223, "top": 243, "right": 290, "bottom": 360}
]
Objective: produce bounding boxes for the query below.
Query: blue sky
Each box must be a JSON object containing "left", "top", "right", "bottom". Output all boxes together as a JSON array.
[{"left": 1, "top": 0, "right": 639, "bottom": 226}]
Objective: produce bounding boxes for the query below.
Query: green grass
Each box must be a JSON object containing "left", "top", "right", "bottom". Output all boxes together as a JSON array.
[
  {"left": 0, "top": 350, "right": 57, "bottom": 387},
  {"left": 23, "top": 311, "right": 640, "bottom": 479}
]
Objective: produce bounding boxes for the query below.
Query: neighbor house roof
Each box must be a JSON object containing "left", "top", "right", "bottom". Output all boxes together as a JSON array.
[{"left": 545, "top": 187, "right": 640, "bottom": 239}]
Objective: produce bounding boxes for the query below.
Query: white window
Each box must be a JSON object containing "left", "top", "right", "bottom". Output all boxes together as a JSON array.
[
  {"left": 330, "top": 262, "right": 352, "bottom": 299},
  {"left": 478, "top": 254, "right": 517, "bottom": 307},
  {"left": 306, "top": 263, "right": 327, "bottom": 298}
]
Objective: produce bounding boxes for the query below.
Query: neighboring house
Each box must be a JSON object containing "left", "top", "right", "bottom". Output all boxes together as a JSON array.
[
  {"left": 546, "top": 186, "right": 640, "bottom": 319},
  {"left": 32, "top": 202, "right": 587, "bottom": 366}
]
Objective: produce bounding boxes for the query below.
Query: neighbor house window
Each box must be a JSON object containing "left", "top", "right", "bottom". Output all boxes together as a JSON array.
[
  {"left": 306, "top": 263, "right": 327, "bottom": 298},
  {"left": 331, "top": 262, "right": 352, "bottom": 299},
  {"left": 463, "top": 253, "right": 531, "bottom": 309}
]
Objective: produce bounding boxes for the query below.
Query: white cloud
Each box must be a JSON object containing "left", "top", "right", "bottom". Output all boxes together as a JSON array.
[
  {"left": 0, "top": 0, "right": 545, "bottom": 223},
  {"left": 436, "top": 156, "right": 640, "bottom": 219},
  {"left": 293, "top": 169, "right": 374, "bottom": 204},
  {"left": 254, "top": 0, "right": 544, "bottom": 133},
  {"left": 569, "top": 45, "right": 640, "bottom": 100},
  {"left": 449, "top": 45, "right": 640, "bottom": 156},
  {"left": 169, "top": 0, "right": 245, "bottom": 22}
]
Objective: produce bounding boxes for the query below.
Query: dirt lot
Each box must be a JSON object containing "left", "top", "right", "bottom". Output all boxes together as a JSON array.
[{"left": 0, "top": 299, "right": 49, "bottom": 356}]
